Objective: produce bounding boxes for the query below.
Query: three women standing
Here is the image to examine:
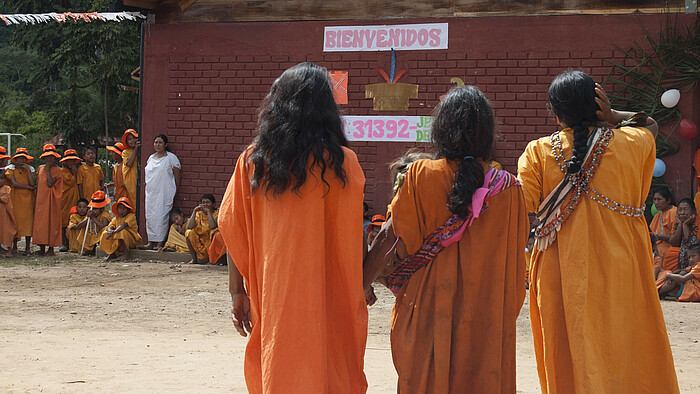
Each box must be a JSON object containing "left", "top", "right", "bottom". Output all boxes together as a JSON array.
[{"left": 144, "top": 134, "right": 181, "bottom": 249}]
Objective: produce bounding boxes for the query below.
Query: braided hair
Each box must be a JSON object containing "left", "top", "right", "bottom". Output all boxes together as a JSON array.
[
  {"left": 431, "top": 86, "right": 494, "bottom": 218},
  {"left": 548, "top": 70, "right": 599, "bottom": 174}
]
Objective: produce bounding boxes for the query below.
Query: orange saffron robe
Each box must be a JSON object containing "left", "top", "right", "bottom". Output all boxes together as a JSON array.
[
  {"left": 518, "top": 126, "right": 678, "bottom": 393},
  {"left": 33, "top": 165, "right": 63, "bottom": 247},
  {"left": 207, "top": 231, "right": 226, "bottom": 263},
  {"left": 678, "top": 263, "right": 700, "bottom": 302},
  {"left": 113, "top": 162, "right": 128, "bottom": 200},
  {"left": 7, "top": 166, "right": 35, "bottom": 238},
  {"left": 650, "top": 206, "right": 677, "bottom": 271},
  {"left": 185, "top": 210, "right": 218, "bottom": 260},
  {"left": 61, "top": 167, "right": 79, "bottom": 228},
  {"left": 218, "top": 147, "right": 368, "bottom": 394},
  {"left": 99, "top": 213, "right": 142, "bottom": 255},
  {"left": 121, "top": 149, "right": 137, "bottom": 202},
  {"left": 164, "top": 223, "right": 188, "bottom": 253},
  {"left": 388, "top": 159, "right": 527, "bottom": 393},
  {"left": 77, "top": 163, "right": 104, "bottom": 200},
  {"left": 0, "top": 184, "right": 17, "bottom": 247}
]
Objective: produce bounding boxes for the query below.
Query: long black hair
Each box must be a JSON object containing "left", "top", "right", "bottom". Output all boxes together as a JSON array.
[
  {"left": 654, "top": 187, "right": 674, "bottom": 206},
  {"left": 548, "top": 70, "right": 599, "bottom": 174},
  {"left": 431, "top": 85, "right": 494, "bottom": 218},
  {"left": 154, "top": 133, "right": 169, "bottom": 152},
  {"left": 249, "top": 62, "right": 347, "bottom": 196}
]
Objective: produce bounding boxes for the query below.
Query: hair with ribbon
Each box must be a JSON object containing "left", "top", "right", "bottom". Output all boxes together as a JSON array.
[
  {"left": 548, "top": 70, "right": 599, "bottom": 174},
  {"left": 250, "top": 62, "right": 347, "bottom": 196},
  {"left": 431, "top": 85, "right": 494, "bottom": 218}
]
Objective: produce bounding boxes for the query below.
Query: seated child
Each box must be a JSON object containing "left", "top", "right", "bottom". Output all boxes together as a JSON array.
[
  {"left": 659, "top": 243, "right": 700, "bottom": 302},
  {"left": 0, "top": 171, "right": 17, "bottom": 257},
  {"left": 160, "top": 208, "right": 188, "bottom": 253},
  {"left": 68, "top": 192, "right": 113, "bottom": 254},
  {"left": 99, "top": 197, "right": 142, "bottom": 261},
  {"left": 185, "top": 193, "right": 218, "bottom": 264},
  {"left": 367, "top": 214, "right": 386, "bottom": 247}
]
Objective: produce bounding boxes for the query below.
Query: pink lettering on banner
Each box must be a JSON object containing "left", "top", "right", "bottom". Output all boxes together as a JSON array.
[
  {"left": 376, "top": 29, "right": 387, "bottom": 47},
  {"left": 417, "top": 29, "right": 429, "bottom": 46},
  {"left": 428, "top": 29, "right": 441, "bottom": 46},
  {"left": 389, "top": 29, "right": 401, "bottom": 47},
  {"left": 341, "top": 30, "right": 353, "bottom": 47},
  {"left": 366, "top": 29, "right": 376, "bottom": 47},
  {"left": 325, "top": 30, "right": 336, "bottom": 48},
  {"left": 405, "top": 29, "right": 417, "bottom": 46},
  {"left": 352, "top": 29, "right": 362, "bottom": 48}
]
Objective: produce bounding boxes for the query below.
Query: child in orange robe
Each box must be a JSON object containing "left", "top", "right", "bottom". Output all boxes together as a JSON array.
[
  {"left": 99, "top": 197, "right": 142, "bottom": 260},
  {"left": 33, "top": 144, "right": 63, "bottom": 255},
  {"left": 7, "top": 148, "right": 36, "bottom": 255},
  {"left": 60, "top": 149, "right": 81, "bottom": 252},
  {"left": 121, "top": 129, "right": 140, "bottom": 202},
  {"left": 0, "top": 146, "right": 9, "bottom": 170},
  {"left": 77, "top": 146, "right": 104, "bottom": 200},
  {"left": 185, "top": 194, "right": 218, "bottom": 264},
  {"left": 161, "top": 209, "right": 188, "bottom": 253},
  {"left": 659, "top": 243, "right": 700, "bottom": 302},
  {"left": 106, "top": 143, "right": 127, "bottom": 200},
  {"left": 0, "top": 171, "right": 17, "bottom": 257}
]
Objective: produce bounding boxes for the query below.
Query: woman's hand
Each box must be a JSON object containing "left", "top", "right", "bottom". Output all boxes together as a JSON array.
[
  {"left": 594, "top": 83, "right": 612, "bottom": 126},
  {"left": 684, "top": 213, "right": 696, "bottom": 227},
  {"left": 231, "top": 293, "right": 252, "bottom": 337},
  {"left": 364, "top": 286, "right": 377, "bottom": 306}
]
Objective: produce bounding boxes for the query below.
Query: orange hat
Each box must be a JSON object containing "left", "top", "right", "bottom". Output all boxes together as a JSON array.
[
  {"left": 369, "top": 214, "right": 386, "bottom": 227},
  {"left": 69, "top": 206, "right": 78, "bottom": 215},
  {"left": 107, "top": 143, "right": 124, "bottom": 156},
  {"left": 11, "top": 147, "right": 34, "bottom": 162},
  {"left": 0, "top": 146, "right": 9, "bottom": 161},
  {"left": 112, "top": 196, "right": 135, "bottom": 216},
  {"left": 121, "top": 129, "right": 138, "bottom": 146},
  {"left": 39, "top": 143, "right": 61, "bottom": 159},
  {"left": 88, "top": 190, "right": 111, "bottom": 209},
  {"left": 60, "top": 148, "right": 81, "bottom": 163}
]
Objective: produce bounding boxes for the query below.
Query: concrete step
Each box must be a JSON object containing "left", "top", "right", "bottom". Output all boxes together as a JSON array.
[{"left": 95, "top": 248, "right": 194, "bottom": 263}]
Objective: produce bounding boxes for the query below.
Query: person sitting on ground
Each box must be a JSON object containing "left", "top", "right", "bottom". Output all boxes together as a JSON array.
[
  {"left": 66, "top": 198, "right": 89, "bottom": 253},
  {"left": 0, "top": 171, "right": 17, "bottom": 257},
  {"left": 366, "top": 214, "right": 386, "bottom": 246},
  {"left": 185, "top": 194, "right": 218, "bottom": 264},
  {"left": 160, "top": 208, "right": 188, "bottom": 253},
  {"left": 68, "top": 192, "right": 113, "bottom": 255},
  {"left": 650, "top": 187, "right": 677, "bottom": 278},
  {"left": 657, "top": 198, "right": 700, "bottom": 296},
  {"left": 77, "top": 146, "right": 104, "bottom": 200},
  {"left": 659, "top": 243, "right": 700, "bottom": 301},
  {"left": 99, "top": 197, "right": 142, "bottom": 261},
  {"left": 33, "top": 144, "right": 63, "bottom": 256}
]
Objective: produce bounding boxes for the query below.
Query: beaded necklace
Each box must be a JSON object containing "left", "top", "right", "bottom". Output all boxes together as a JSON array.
[{"left": 536, "top": 127, "right": 644, "bottom": 240}]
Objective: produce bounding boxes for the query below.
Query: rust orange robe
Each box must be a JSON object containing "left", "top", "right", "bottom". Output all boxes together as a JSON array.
[
  {"left": 113, "top": 162, "right": 127, "bottom": 200},
  {"left": 678, "top": 263, "right": 700, "bottom": 302},
  {"left": 0, "top": 184, "right": 17, "bottom": 247},
  {"left": 388, "top": 158, "right": 527, "bottom": 393},
  {"left": 77, "top": 162, "right": 104, "bottom": 200},
  {"left": 33, "top": 165, "right": 63, "bottom": 247},
  {"left": 207, "top": 231, "right": 226, "bottom": 263},
  {"left": 7, "top": 166, "right": 35, "bottom": 238},
  {"left": 121, "top": 149, "right": 137, "bottom": 202},
  {"left": 218, "top": 146, "right": 368, "bottom": 394},
  {"left": 61, "top": 167, "right": 79, "bottom": 228},
  {"left": 650, "top": 206, "right": 676, "bottom": 263},
  {"left": 518, "top": 126, "right": 678, "bottom": 393}
]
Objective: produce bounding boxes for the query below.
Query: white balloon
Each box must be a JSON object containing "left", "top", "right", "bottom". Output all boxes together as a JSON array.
[{"left": 660, "top": 89, "right": 680, "bottom": 108}]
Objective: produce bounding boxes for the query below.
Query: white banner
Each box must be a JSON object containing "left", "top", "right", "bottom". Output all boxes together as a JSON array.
[
  {"left": 0, "top": 12, "right": 145, "bottom": 25},
  {"left": 324, "top": 23, "right": 448, "bottom": 52},
  {"left": 343, "top": 115, "right": 433, "bottom": 142}
]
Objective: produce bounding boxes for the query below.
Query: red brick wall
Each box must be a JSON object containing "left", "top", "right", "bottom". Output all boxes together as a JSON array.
[{"left": 139, "top": 14, "right": 698, "bottom": 238}]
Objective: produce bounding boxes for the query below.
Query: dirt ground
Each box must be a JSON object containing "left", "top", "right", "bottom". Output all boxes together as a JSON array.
[{"left": 1, "top": 253, "right": 698, "bottom": 393}]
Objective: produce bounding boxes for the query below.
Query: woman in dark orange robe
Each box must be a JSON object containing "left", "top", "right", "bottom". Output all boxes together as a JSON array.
[
  {"left": 33, "top": 144, "right": 63, "bottom": 255},
  {"left": 364, "top": 86, "right": 528, "bottom": 393},
  {"left": 217, "top": 62, "right": 368, "bottom": 393}
]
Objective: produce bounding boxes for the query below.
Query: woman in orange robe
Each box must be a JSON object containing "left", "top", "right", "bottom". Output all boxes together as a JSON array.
[
  {"left": 7, "top": 148, "right": 35, "bottom": 255},
  {"left": 518, "top": 71, "right": 677, "bottom": 393},
  {"left": 218, "top": 63, "right": 367, "bottom": 394},
  {"left": 121, "top": 129, "right": 139, "bottom": 203},
  {"left": 60, "top": 149, "right": 81, "bottom": 251},
  {"left": 33, "top": 144, "right": 63, "bottom": 255},
  {"left": 364, "top": 86, "right": 528, "bottom": 393}
]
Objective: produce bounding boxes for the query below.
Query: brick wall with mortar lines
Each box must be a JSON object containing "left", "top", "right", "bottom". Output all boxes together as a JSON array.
[{"left": 140, "top": 15, "right": 697, "bottom": 235}]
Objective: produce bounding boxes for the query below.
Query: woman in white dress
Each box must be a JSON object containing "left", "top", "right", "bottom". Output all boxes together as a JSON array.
[{"left": 144, "top": 134, "right": 181, "bottom": 249}]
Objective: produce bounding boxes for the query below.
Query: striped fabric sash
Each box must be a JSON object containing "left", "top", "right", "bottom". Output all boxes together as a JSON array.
[{"left": 385, "top": 168, "right": 519, "bottom": 295}]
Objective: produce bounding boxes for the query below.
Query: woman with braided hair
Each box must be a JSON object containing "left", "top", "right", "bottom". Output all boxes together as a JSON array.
[
  {"left": 364, "top": 86, "right": 528, "bottom": 392},
  {"left": 518, "top": 70, "right": 678, "bottom": 392}
]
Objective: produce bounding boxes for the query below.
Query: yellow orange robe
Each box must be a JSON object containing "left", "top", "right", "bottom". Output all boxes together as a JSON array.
[
  {"left": 113, "top": 162, "right": 128, "bottom": 200},
  {"left": 32, "top": 165, "right": 63, "bottom": 247},
  {"left": 218, "top": 146, "right": 368, "bottom": 394},
  {"left": 650, "top": 206, "right": 677, "bottom": 264},
  {"left": 388, "top": 158, "right": 527, "bottom": 393},
  {"left": 694, "top": 149, "right": 700, "bottom": 216},
  {"left": 77, "top": 163, "right": 104, "bottom": 200},
  {"left": 207, "top": 231, "right": 227, "bottom": 263},
  {"left": 185, "top": 210, "right": 218, "bottom": 260},
  {"left": 99, "top": 213, "right": 142, "bottom": 255},
  {"left": 0, "top": 184, "right": 17, "bottom": 247},
  {"left": 121, "top": 149, "right": 137, "bottom": 202},
  {"left": 7, "top": 166, "right": 35, "bottom": 238},
  {"left": 67, "top": 210, "right": 113, "bottom": 252},
  {"left": 164, "top": 223, "right": 188, "bottom": 253},
  {"left": 518, "top": 126, "right": 678, "bottom": 393},
  {"left": 678, "top": 263, "right": 700, "bottom": 302},
  {"left": 61, "top": 167, "right": 79, "bottom": 228}
]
